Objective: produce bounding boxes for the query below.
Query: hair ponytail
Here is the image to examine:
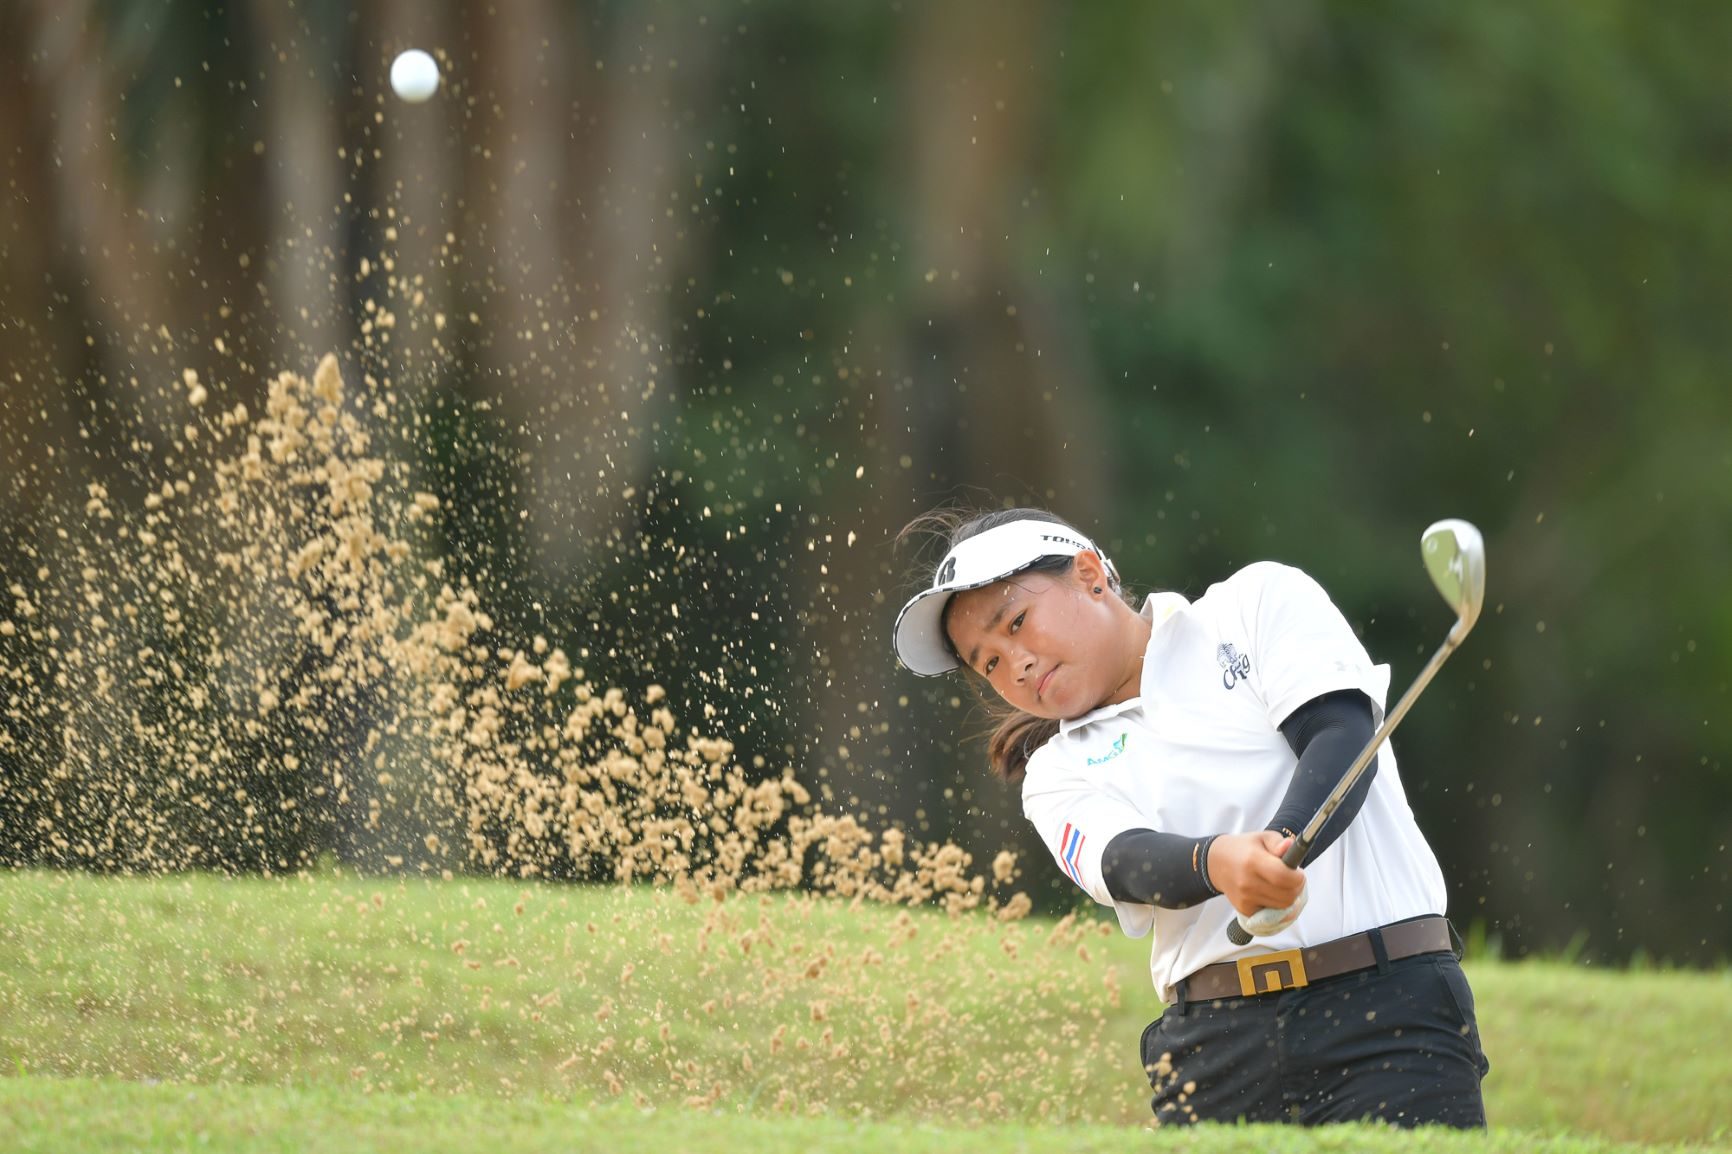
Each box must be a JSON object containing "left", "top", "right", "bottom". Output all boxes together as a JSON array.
[{"left": 986, "top": 711, "right": 1061, "bottom": 784}]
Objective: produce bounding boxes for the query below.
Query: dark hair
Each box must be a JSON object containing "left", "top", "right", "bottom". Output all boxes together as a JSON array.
[{"left": 898, "top": 504, "right": 1128, "bottom": 784}]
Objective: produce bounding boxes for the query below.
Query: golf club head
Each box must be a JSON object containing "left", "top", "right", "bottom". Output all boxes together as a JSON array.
[{"left": 1421, "top": 519, "right": 1486, "bottom": 640}]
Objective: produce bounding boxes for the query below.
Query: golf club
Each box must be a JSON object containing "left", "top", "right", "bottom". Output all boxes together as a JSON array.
[{"left": 1226, "top": 518, "right": 1487, "bottom": 946}]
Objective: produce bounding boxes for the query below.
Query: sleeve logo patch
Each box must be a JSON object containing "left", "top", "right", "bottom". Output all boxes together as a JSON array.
[{"left": 1059, "top": 822, "right": 1087, "bottom": 888}]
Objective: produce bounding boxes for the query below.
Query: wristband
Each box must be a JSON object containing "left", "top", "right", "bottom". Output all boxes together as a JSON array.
[{"left": 1194, "top": 834, "right": 1222, "bottom": 896}]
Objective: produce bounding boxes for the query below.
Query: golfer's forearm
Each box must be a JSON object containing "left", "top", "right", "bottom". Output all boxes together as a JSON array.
[
  {"left": 1100, "top": 829, "right": 1220, "bottom": 908},
  {"left": 1268, "top": 689, "right": 1379, "bottom": 862}
]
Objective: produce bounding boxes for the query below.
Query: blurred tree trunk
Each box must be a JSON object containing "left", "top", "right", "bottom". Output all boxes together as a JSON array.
[
  {"left": 797, "top": 0, "right": 1114, "bottom": 876},
  {"left": 901, "top": 0, "right": 1109, "bottom": 504},
  {"left": 0, "top": 2, "right": 84, "bottom": 528},
  {"left": 28, "top": 0, "right": 203, "bottom": 440},
  {"left": 252, "top": 2, "right": 348, "bottom": 365},
  {"left": 459, "top": 3, "right": 696, "bottom": 579}
]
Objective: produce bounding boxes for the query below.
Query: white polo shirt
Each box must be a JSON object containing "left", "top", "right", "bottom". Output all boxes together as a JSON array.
[{"left": 1021, "top": 561, "right": 1447, "bottom": 1002}]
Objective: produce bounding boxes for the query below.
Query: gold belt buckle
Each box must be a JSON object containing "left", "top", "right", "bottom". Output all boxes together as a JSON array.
[{"left": 1235, "top": 948, "right": 1309, "bottom": 996}]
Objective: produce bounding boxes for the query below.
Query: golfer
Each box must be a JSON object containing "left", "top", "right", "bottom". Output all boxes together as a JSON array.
[{"left": 894, "top": 506, "right": 1489, "bottom": 1126}]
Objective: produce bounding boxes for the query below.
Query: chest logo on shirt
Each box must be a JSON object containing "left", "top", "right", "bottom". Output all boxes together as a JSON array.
[
  {"left": 1216, "top": 642, "right": 1252, "bottom": 690},
  {"left": 1086, "top": 732, "right": 1128, "bottom": 766}
]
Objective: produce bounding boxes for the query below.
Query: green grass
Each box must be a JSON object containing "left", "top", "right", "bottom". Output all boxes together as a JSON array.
[
  {"left": 0, "top": 1077, "right": 1719, "bottom": 1154},
  {"left": 1, "top": 869, "right": 1729, "bottom": 1151}
]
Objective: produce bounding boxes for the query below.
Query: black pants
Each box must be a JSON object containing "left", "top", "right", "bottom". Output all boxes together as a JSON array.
[{"left": 1141, "top": 950, "right": 1490, "bottom": 1127}]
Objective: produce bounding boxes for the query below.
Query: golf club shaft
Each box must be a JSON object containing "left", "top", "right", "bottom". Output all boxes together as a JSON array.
[
  {"left": 1227, "top": 627, "right": 1470, "bottom": 945},
  {"left": 1290, "top": 628, "right": 1466, "bottom": 861}
]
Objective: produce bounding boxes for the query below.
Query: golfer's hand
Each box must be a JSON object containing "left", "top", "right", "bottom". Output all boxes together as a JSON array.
[{"left": 1209, "top": 831, "right": 1305, "bottom": 917}]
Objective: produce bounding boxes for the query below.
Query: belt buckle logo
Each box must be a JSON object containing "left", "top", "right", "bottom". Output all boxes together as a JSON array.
[{"left": 1235, "top": 948, "right": 1308, "bottom": 996}]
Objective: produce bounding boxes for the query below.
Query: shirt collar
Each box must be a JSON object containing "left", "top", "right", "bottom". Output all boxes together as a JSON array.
[{"left": 1056, "top": 591, "right": 1189, "bottom": 735}]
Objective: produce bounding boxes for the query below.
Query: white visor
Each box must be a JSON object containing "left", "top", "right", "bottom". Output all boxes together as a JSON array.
[{"left": 893, "top": 519, "right": 1117, "bottom": 676}]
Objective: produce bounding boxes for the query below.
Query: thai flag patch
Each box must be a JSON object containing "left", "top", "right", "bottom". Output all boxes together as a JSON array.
[{"left": 1059, "top": 822, "right": 1086, "bottom": 888}]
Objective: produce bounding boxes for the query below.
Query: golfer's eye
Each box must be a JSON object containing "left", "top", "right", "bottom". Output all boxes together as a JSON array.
[{"left": 1010, "top": 611, "right": 1025, "bottom": 633}]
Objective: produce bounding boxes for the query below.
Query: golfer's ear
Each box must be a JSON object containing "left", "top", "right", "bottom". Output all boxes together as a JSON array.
[{"left": 1074, "top": 550, "right": 1110, "bottom": 591}]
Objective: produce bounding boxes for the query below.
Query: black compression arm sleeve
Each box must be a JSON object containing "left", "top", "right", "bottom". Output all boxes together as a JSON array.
[
  {"left": 1267, "top": 689, "right": 1379, "bottom": 864},
  {"left": 1098, "top": 691, "right": 1377, "bottom": 907},
  {"left": 1100, "top": 828, "right": 1220, "bottom": 909}
]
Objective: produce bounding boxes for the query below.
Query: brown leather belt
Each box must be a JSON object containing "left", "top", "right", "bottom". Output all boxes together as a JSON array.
[{"left": 1179, "top": 916, "right": 1454, "bottom": 1002}]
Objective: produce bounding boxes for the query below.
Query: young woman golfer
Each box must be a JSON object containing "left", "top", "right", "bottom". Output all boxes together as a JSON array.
[{"left": 895, "top": 507, "right": 1489, "bottom": 1127}]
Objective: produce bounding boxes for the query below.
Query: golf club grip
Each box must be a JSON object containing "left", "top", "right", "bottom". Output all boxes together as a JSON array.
[{"left": 1226, "top": 833, "right": 1312, "bottom": 946}]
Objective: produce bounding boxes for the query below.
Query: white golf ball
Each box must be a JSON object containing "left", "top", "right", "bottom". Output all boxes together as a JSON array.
[{"left": 390, "top": 49, "right": 440, "bottom": 104}]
